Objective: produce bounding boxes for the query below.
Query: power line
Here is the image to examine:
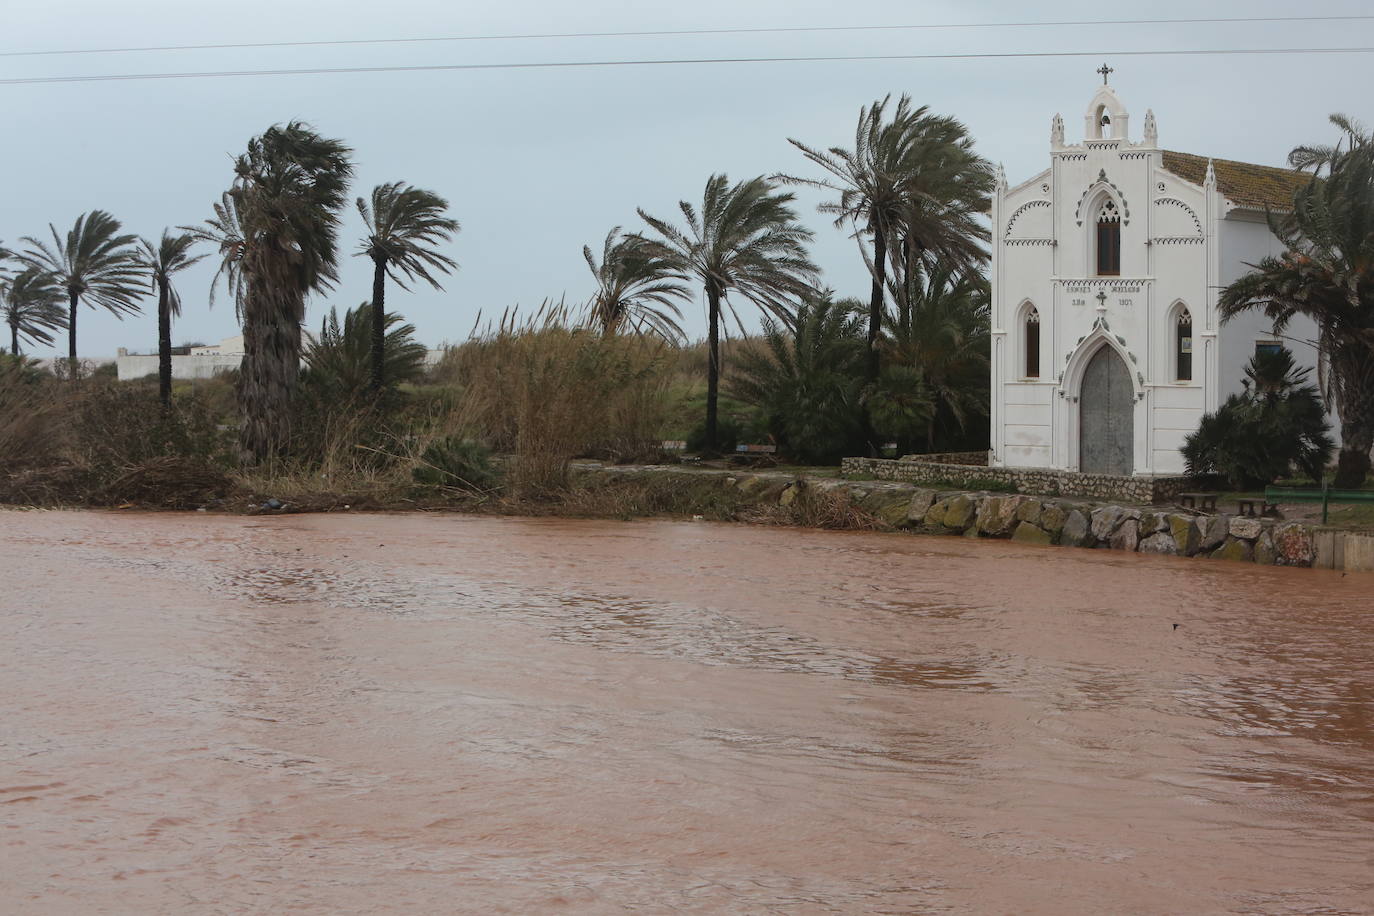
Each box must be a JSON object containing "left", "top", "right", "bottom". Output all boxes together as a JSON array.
[
  {"left": 3, "top": 45, "right": 1373, "bottom": 86},
  {"left": 2, "top": 15, "right": 1372, "bottom": 59}
]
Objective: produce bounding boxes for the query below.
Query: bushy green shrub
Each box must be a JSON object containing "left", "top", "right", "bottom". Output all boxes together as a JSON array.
[
  {"left": 412, "top": 436, "right": 500, "bottom": 492},
  {"left": 1182, "top": 349, "right": 1334, "bottom": 488},
  {"left": 728, "top": 296, "right": 869, "bottom": 464}
]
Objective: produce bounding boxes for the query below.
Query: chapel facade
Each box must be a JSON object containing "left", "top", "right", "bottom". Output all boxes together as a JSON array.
[{"left": 989, "top": 75, "right": 1317, "bottom": 476}]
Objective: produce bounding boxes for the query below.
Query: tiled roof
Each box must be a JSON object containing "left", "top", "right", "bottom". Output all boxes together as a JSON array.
[{"left": 1160, "top": 150, "right": 1310, "bottom": 211}]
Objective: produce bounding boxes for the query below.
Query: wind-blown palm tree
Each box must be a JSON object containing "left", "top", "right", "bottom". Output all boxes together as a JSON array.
[
  {"left": 136, "top": 231, "right": 206, "bottom": 407},
  {"left": 188, "top": 122, "right": 353, "bottom": 463},
  {"left": 583, "top": 227, "right": 690, "bottom": 342},
  {"left": 780, "top": 95, "right": 992, "bottom": 385},
  {"left": 637, "top": 174, "right": 819, "bottom": 453},
  {"left": 356, "top": 182, "right": 458, "bottom": 393},
  {"left": 1220, "top": 114, "right": 1374, "bottom": 487},
  {"left": 17, "top": 211, "right": 144, "bottom": 371},
  {"left": 1, "top": 266, "right": 67, "bottom": 356}
]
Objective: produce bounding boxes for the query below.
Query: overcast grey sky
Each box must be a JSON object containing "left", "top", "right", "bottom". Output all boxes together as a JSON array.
[{"left": 3, "top": 0, "right": 1371, "bottom": 357}]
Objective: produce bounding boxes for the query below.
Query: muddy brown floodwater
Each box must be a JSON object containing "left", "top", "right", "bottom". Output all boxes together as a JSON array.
[{"left": 3, "top": 511, "right": 1373, "bottom": 914}]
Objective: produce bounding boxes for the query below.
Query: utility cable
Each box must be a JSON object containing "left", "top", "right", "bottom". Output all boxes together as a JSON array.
[
  {"left": 1, "top": 15, "right": 1372, "bottom": 59},
  {"left": 3, "top": 45, "right": 1373, "bottom": 86}
]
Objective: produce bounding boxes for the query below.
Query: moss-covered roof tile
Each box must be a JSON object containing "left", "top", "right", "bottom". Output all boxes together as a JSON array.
[{"left": 1161, "top": 150, "right": 1309, "bottom": 211}]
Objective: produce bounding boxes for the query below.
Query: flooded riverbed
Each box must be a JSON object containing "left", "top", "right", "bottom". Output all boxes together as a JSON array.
[{"left": 3, "top": 510, "right": 1372, "bottom": 914}]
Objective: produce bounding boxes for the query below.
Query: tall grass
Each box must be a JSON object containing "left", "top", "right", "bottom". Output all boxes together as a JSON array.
[{"left": 437, "top": 302, "right": 675, "bottom": 497}]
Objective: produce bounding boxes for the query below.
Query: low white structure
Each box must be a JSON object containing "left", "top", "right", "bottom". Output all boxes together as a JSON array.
[
  {"left": 990, "top": 74, "right": 1319, "bottom": 476},
  {"left": 116, "top": 333, "right": 447, "bottom": 380},
  {"left": 116, "top": 334, "right": 244, "bottom": 381}
]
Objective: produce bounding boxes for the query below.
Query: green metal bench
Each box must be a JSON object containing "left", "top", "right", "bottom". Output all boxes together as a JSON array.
[{"left": 1264, "top": 485, "right": 1374, "bottom": 524}]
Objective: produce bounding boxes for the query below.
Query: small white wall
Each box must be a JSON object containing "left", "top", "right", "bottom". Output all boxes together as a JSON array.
[{"left": 116, "top": 354, "right": 243, "bottom": 381}]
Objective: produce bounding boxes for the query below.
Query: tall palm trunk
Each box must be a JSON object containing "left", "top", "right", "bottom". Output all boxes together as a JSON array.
[
  {"left": 9, "top": 323, "right": 19, "bottom": 356},
  {"left": 157, "top": 282, "right": 173, "bottom": 408},
  {"left": 66, "top": 288, "right": 79, "bottom": 374},
  {"left": 1332, "top": 341, "right": 1374, "bottom": 486},
  {"left": 369, "top": 255, "right": 387, "bottom": 393},
  {"left": 238, "top": 284, "right": 301, "bottom": 464},
  {"left": 866, "top": 226, "right": 887, "bottom": 386},
  {"left": 705, "top": 280, "right": 722, "bottom": 455}
]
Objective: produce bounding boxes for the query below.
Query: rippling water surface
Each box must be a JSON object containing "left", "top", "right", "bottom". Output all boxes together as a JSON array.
[{"left": 3, "top": 510, "right": 1372, "bottom": 914}]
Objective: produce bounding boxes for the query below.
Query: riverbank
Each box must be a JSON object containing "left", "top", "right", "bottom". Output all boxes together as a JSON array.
[
  {"left": 566, "top": 464, "right": 1374, "bottom": 572},
  {"left": 5, "top": 459, "right": 1373, "bottom": 572}
]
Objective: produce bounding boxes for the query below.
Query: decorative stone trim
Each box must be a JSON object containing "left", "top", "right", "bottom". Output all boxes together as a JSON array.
[{"left": 1004, "top": 199, "right": 1052, "bottom": 238}]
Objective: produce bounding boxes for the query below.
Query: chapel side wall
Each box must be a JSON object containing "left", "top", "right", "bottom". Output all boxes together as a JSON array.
[
  {"left": 1217, "top": 215, "right": 1300, "bottom": 399},
  {"left": 1145, "top": 168, "right": 1209, "bottom": 474}
]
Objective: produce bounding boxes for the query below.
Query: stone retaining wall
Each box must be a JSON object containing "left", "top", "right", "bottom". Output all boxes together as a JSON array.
[
  {"left": 898, "top": 451, "right": 989, "bottom": 466},
  {"left": 574, "top": 464, "right": 1373, "bottom": 571},
  {"left": 842, "top": 456, "right": 1189, "bottom": 504}
]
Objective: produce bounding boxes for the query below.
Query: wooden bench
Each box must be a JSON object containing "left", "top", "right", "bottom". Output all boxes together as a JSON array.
[
  {"left": 1265, "top": 485, "right": 1374, "bottom": 524},
  {"left": 1177, "top": 492, "right": 1218, "bottom": 511}
]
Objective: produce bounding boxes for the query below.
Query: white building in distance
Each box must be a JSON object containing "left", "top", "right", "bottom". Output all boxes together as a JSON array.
[{"left": 990, "top": 73, "right": 1318, "bottom": 477}]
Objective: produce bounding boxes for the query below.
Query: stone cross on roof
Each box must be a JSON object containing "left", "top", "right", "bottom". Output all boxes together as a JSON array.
[{"left": 1097, "top": 63, "right": 1114, "bottom": 85}]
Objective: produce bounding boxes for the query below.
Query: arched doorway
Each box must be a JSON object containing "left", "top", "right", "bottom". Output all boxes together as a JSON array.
[{"left": 1079, "top": 346, "right": 1133, "bottom": 475}]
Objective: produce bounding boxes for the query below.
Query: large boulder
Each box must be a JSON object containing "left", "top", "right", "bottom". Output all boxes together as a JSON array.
[
  {"left": 1211, "top": 537, "right": 1255, "bottom": 562},
  {"left": 1138, "top": 511, "right": 1170, "bottom": 535},
  {"left": 1197, "top": 515, "right": 1229, "bottom": 551},
  {"left": 1272, "top": 523, "right": 1315, "bottom": 567},
  {"left": 906, "top": 488, "right": 939, "bottom": 524},
  {"left": 976, "top": 495, "right": 1026, "bottom": 536},
  {"left": 1011, "top": 521, "right": 1053, "bottom": 545},
  {"left": 1090, "top": 506, "right": 1127, "bottom": 541},
  {"left": 1168, "top": 515, "right": 1201, "bottom": 556},
  {"left": 924, "top": 498, "right": 951, "bottom": 528},
  {"left": 1139, "top": 531, "right": 1178, "bottom": 555},
  {"left": 1015, "top": 498, "right": 1045, "bottom": 526},
  {"left": 1060, "top": 509, "right": 1093, "bottom": 547},
  {"left": 1109, "top": 519, "right": 1140, "bottom": 552},
  {"left": 942, "top": 494, "right": 977, "bottom": 530},
  {"left": 1229, "top": 516, "right": 1263, "bottom": 540},
  {"left": 1038, "top": 503, "right": 1068, "bottom": 536},
  {"left": 1254, "top": 528, "right": 1278, "bottom": 565},
  {"left": 876, "top": 494, "right": 916, "bottom": 527}
]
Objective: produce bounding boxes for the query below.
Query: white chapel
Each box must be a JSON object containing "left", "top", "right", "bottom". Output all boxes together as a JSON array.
[{"left": 989, "top": 71, "right": 1318, "bottom": 477}]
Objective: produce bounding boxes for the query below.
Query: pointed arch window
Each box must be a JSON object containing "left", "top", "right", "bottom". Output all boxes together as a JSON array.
[
  {"left": 1096, "top": 200, "right": 1121, "bottom": 276},
  {"left": 1023, "top": 306, "right": 1041, "bottom": 379},
  {"left": 1175, "top": 307, "right": 1193, "bottom": 381}
]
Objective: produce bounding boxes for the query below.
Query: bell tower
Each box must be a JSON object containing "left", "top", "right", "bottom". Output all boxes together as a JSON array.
[{"left": 1083, "top": 63, "right": 1130, "bottom": 141}]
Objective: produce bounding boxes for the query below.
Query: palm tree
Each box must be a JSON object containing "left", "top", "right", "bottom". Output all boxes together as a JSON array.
[
  {"left": 303, "top": 301, "right": 429, "bottom": 396},
  {"left": 637, "top": 174, "right": 819, "bottom": 453},
  {"left": 583, "top": 227, "right": 690, "bottom": 342},
  {"left": 729, "top": 293, "right": 870, "bottom": 463},
  {"left": 17, "top": 211, "right": 144, "bottom": 372},
  {"left": 882, "top": 266, "right": 991, "bottom": 453},
  {"left": 780, "top": 95, "right": 992, "bottom": 385},
  {"left": 356, "top": 182, "right": 458, "bottom": 393},
  {"left": 1, "top": 266, "right": 67, "bottom": 356},
  {"left": 1219, "top": 114, "right": 1374, "bottom": 487},
  {"left": 188, "top": 122, "right": 353, "bottom": 463},
  {"left": 136, "top": 231, "right": 206, "bottom": 407}
]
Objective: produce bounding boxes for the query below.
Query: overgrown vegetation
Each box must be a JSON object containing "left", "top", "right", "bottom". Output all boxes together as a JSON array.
[{"left": 1182, "top": 349, "right": 1334, "bottom": 488}]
